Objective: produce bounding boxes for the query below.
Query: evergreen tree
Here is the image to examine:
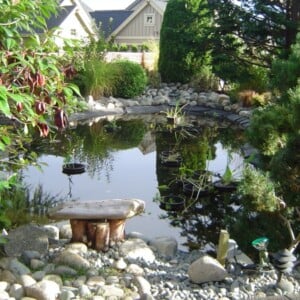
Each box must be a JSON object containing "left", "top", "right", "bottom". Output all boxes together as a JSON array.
[{"left": 158, "top": 0, "right": 212, "bottom": 83}]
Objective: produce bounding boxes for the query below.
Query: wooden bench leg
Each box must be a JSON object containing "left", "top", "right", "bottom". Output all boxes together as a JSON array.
[
  {"left": 70, "top": 219, "right": 88, "bottom": 243},
  {"left": 95, "top": 223, "right": 110, "bottom": 252},
  {"left": 109, "top": 219, "right": 125, "bottom": 243},
  {"left": 70, "top": 219, "right": 125, "bottom": 251}
]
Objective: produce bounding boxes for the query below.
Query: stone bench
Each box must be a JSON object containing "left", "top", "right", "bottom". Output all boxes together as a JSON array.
[{"left": 49, "top": 199, "right": 145, "bottom": 251}]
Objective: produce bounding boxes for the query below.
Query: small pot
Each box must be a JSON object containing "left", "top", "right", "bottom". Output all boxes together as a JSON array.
[
  {"left": 182, "top": 182, "right": 211, "bottom": 198},
  {"left": 62, "top": 163, "right": 85, "bottom": 175},
  {"left": 159, "top": 195, "right": 185, "bottom": 211},
  {"left": 160, "top": 151, "right": 182, "bottom": 167},
  {"left": 213, "top": 180, "right": 238, "bottom": 193}
]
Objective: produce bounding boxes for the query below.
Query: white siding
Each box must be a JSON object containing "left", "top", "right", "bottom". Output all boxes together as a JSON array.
[{"left": 54, "top": 11, "right": 91, "bottom": 47}]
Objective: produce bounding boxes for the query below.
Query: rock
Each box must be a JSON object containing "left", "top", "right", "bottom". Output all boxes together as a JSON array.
[
  {"left": 0, "top": 290, "right": 9, "bottom": 299},
  {"left": 25, "top": 280, "right": 60, "bottom": 300},
  {"left": 0, "top": 270, "right": 16, "bottom": 284},
  {"left": 4, "top": 224, "right": 49, "bottom": 256},
  {"left": 30, "top": 259, "right": 45, "bottom": 270},
  {"left": 119, "top": 238, "right": 155, "bottom": 263},
  {"left": 126, "top": 264, "right": 144, "bottom": 276},
  {"left": 59, "top": 224, "right": 72, "bottom": 239},
  {"left": 113, "top": 258, "right": 127, "bottom": 270},
  {"left": 54, "top": 250, "right": 90, "bottom": 270},
  {"left": 227, "top": 239, "right": 254, "bottom": 266},
  {"left": 188, "top": 255, "right": 228, "bottom": 284},
  {"left": 42, "top": 225, "right": 59, "bottom": 240},
  {"left": 65, "top": 242, "right": 88, "bottom": 254},
  {"left": 9, "top": 283, "right": 24, "bottom": 299},
  {"left": 148, "top": 236, "right": 178, "bottom": 259},
  {"left": 53, "top": 265, "right": 77, "bottom": 276},
  {"left": 86, "top": 276, "right": 105, "bottom": 287},
  {"left": 133, "top": 276, "right": 151, "bottom": 294},
  {"left": 0, "top": 281, "right": 9, "bottom": 291},
  {"left": 19, "top": 274, "right": 36, "bottom": 287},
  {"left": 21, "top": 250, "right": 41, "bottom": 266},
  {"left": 8, "top": 258, "right": 31, "bottom": 276},
  {"left": 97, "top": 285, "right": 125, "bottom": 298}
]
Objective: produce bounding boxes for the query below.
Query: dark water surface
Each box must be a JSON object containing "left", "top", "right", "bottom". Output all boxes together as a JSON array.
[{"left": 23, "top": 114, "right": 246, "bottom": 251}]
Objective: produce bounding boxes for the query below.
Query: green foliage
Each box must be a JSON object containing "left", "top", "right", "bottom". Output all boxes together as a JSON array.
[
  {"left": 246, "top": 105, "right": 291, "bottom": 156},
  {"left": 270, "top": 135, "right": 300, "bottom": 207},
  {"left": 238, "top": 166, "right": 280, "bottom": 212},
  {"left": 130, "top": 44, "right": 138, "bottom": 52},
  {"left": 190, "top": 65, "right": 219, "bottom": 91},
  {"left": 0, "top": 0, "right": 83, "bottom": 228},
  {"left": 0, "top": 0, "right": 81, "bottom": 143},
  {"left": 119, "top": 44, "right": 128, "bottom": 52},
  {"left": 271, "top": 33, "right": 300, "bottom": 94},
  {"left": 158, "top": 0, "right": 212, "bottom": 83},
  {"left": 77, "top": 59, "right": 118, "bottom": 98},
  {"left": 110, "top": 60, "right": 147, "bottom": 99}
]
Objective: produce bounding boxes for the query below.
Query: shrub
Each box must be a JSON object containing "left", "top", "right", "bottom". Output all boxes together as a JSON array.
[
  {"left": 130, "top": 44, "right": 139, "bottom": 52},
  {"left": 111, "top": 60, "right": 147, "bottom": 98},
  {"left": 190, "top": 66, "right": 219, "bottom": 92},
  {"left": 119, "top": 44, "right": 129, "bottom": 52}
]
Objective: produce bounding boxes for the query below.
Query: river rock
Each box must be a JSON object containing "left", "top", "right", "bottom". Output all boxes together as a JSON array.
[
  {"left": 4, "top": 224, "right": 49, "bottom": 256},
  {"left": 54, "top": 250, "right": 90, "bottom": 270},
  {"left": 25, "top": 280, "right": 60, "bottom": 300},
  {"left": 119, "top": 238, "right": 155, "bottom": 263},
  {"left": 188, "top": 255, "right": 228, "bottom": 284},
  {"left": 149, "top": 236, "right": 178, "bottom": 259}
]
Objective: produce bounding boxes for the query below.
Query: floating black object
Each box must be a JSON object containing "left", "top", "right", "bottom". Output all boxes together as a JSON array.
[
  {"left": 159, "top": 195, "right": 185, "bottom": 211},
  {"left": 271, "top": 248, "right": 296, "bottom": 274},
  {"left": 62, "top": 163, "right": 85, "bottom": 175}
]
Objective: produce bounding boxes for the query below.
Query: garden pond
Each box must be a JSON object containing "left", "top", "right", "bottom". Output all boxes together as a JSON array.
[{"left": 20, "top": 113, "right": 290, "bottom": 256}]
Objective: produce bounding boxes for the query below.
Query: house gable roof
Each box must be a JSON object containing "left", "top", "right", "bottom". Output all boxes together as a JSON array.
[
  {"left": 109, "top": 0, "right": 166, "bottom": 38},
  {"left": 90, "top": 10, "right": 133, "bottom": 38},
  {"left": 46, "top": 5, "right": 76, "bottom": 31}
]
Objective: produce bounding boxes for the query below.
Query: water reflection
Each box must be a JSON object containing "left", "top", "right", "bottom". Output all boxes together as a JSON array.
[{"left": 23, "top": 114, "right": 246, "bottom": 251}]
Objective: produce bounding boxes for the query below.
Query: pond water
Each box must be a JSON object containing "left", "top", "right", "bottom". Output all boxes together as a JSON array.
[{"left": 22, "top": 113, "right": 247, "bottom": 251}]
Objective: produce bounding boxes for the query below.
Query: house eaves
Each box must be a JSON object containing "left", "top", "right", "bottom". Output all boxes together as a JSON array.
[
  {"left": 46, "top": 5, "right": 76, "bottom": 32},
  {"left": 90, "top": 10, "right": 133, "bottom": 38},
  {"left": 109, "top": 0, "right": 165, "bottom": 38}
]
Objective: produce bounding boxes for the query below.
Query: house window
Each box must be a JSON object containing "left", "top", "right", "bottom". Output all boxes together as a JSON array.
[
  {"left": 144, "top": 13, "right": 155, "bottom": 26},
  {"left": 70, "top": 29, "right": 77, "bottom": 36}
]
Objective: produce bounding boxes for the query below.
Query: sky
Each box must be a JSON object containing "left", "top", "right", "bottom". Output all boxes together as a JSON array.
[{"left": 82, "top": 0, "right": 134, "bottom": 10}]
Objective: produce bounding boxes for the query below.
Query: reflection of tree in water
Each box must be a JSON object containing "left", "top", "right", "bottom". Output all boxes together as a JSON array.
[
  {"left": 71, "top": 118, "right": 146, "bottom": 181},
  {"left": 160, "top": 193, "right": 238, "bottom": 251}
]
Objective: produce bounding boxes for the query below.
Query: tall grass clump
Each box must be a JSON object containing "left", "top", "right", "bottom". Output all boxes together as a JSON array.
[{"left": 80, "top": 59, "right": 119, "bottom": 99}]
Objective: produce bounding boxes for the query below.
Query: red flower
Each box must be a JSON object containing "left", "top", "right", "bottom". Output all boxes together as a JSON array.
[
  {"left": 54, "top": 108, "right": 68, "bottom": 129},
  {"left": 37, "top": 123, "right": 49, "bottom": 137},
  {"left": 35, "top": 101, "right": 46, "bottom": 115}
]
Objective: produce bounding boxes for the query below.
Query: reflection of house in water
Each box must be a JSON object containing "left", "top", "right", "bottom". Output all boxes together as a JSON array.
[{"left": 138, "top": 131, "right": 156, "bottom": 154}]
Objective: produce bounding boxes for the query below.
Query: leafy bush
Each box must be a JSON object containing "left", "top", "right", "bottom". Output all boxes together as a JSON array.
[
  {"left": 238, "top": 166, "right": 280, "bottom": 212},
  {"left": 190, "top": 66, "right": 219, "bottom": 91},
  {"left": 246, "top": 105, "right": 291, "bottom": 156},
  {"left": 111, "top": 60, "right": 147, "bottom": 98},
  {"left": 130, "top": 44, "right": 139, "bottom": 52},
  {"left": 119, "top": 44, "right": 128, "bottom": 52}
]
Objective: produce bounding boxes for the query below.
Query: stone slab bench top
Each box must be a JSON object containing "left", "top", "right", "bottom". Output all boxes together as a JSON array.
[{"left": 49, "top": 199, "right": 145, "bottom": 220}]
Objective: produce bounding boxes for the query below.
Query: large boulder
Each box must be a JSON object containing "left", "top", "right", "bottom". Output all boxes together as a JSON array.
[
  {"left": 188, "top": 255, "right": 228, "bottom": 284},
  {"left": 4, "top": 224, "right": 49, "bottom": 257}
]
